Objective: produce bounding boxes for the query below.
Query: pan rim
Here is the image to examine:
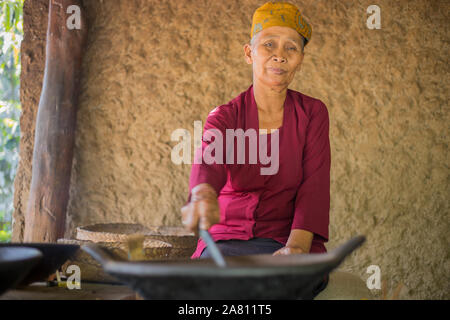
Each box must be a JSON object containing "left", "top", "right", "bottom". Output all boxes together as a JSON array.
[
  {"left": 102, "top": 252, "right": 341, "bottom": 278},
  {"left": 0, "top": 247, "right": 43, "bottom": 264}
]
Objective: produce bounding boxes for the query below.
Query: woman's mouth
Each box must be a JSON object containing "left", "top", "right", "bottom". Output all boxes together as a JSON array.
[{"left": 268, "top": 67, "right": 287, "bottom": 75}]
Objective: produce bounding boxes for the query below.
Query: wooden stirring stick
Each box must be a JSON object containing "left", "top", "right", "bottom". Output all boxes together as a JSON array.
[
  {"left": 127, "top": 234, "right": 145, "bottom": 261},
  {"left": 126, "top": 234, "right": 146, "bottom": 300}
]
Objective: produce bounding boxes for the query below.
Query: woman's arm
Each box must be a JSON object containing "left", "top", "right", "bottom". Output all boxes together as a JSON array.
[
  {"left": 185, "top": 105, "right": 233, "bottom": 204},
  {"left": 182, "top": 105, "right": 233, "bottom": 232},
  {"left": 274, "top": 100, "right": 331, "bottom": 255}
]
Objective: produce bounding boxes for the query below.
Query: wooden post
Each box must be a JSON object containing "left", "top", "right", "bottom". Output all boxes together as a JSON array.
[{"left": 24, "top": 0, "right": 87, "bottom": 242}]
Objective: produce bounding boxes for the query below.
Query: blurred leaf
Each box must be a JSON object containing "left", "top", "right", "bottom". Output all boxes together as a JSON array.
[
  {"left": 5, "top": 137, "right": 16, "bottom": 150},
  {"left": 0, "top": 230, "right": 11, "bottom": 242},
  {"left": 5, "top": 3, "right": 11, "bottom": 32},
  {"left": 13, "top": 41, "right": 19, "bottom": 64},
  {"left": 0, "top": 0, "right": 23, "bottom": 231},
  {"left": 3, "top": 117, "right": 14, "bottom": 127},
  {"left": 14, "top": 3, "right": 20, "bottom": 29}
]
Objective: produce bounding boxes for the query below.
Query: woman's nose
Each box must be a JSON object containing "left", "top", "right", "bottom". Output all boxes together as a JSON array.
[{"left": 272, "top": 52, "right": 286, "bottom": 63}]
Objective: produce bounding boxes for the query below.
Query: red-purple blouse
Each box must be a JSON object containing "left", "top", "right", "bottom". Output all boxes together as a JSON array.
[{"left": 186, "top": 84, "right": 331, "bottom": 258}]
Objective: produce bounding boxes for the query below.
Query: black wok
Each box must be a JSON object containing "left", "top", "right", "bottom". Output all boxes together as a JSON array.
[
  {"left": 82, "top": 235, "right": 365, "bottom": 299},
  {"left": 0, "top": 243, "right": 80, "bottom": 285},
  {"left": 0, "top": 247, "right": 43, "bottom": 295}
]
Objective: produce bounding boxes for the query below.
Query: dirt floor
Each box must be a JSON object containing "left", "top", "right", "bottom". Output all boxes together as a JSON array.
[{"left": 0, "top": 282, "right": 136, "bottom": 300}]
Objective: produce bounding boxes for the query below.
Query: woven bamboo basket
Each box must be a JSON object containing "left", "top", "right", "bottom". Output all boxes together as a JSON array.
[
  {"left": 76, "top": 223, "right": 198, "bottom": 259},
  {"left": 76, "top": 223, "right": 151, "bottom": 243},
  {"left": 57, "top": 238, "right": 172, "bottom": 283}
]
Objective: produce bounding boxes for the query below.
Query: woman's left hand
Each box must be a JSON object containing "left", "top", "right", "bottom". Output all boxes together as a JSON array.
[
  {"left": 273, "top": 229, "right": 313, "bottom": 256},
  {"left": 272, "top": 246, "right": 305, "bottom": 256}
]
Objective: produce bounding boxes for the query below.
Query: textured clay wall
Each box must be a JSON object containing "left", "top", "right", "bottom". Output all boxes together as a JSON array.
[{"left": 14, "top": 0, "right": 449, "bottom": 299}]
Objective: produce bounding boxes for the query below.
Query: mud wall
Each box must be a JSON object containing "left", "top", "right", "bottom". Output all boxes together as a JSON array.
[{"left": 14, "top": 0, "right": 449, "bottom": 299}]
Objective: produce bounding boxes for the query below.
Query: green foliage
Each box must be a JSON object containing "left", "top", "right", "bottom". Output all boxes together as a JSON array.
[{"left": 0, "top": 0, "right": 24, "bottom": 242}]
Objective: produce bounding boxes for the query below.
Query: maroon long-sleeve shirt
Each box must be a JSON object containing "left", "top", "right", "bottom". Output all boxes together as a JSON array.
[{"left": 187, "top": 84, "right": 331, "bottom": 258}]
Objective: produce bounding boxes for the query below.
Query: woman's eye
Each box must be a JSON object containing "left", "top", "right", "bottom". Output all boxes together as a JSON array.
[
  {"left": 264, "top": 42, "right": 272, "bottom": 47},
  {"left": 288, "top": 47, "right": 297, "bottom": 51}
]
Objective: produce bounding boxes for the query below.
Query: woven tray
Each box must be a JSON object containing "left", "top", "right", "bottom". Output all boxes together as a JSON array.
[
  {"left": 57, "top": 238, "right": 173, "bottom": 283},
  {"left": 76, "top": 223, "right": 151, "bottom": 243},
  {"left": 76, "top": 223, "right": 198, "bottom": 258}
]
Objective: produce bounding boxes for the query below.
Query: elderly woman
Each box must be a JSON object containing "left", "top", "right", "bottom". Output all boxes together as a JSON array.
[{"left": 181, "top": 2, "right": 330, "bottom": 298}]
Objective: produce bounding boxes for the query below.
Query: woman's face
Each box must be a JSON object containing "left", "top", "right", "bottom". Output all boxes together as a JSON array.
[{"left": 244, "top": 26, "right": 305, "bottom": 88}]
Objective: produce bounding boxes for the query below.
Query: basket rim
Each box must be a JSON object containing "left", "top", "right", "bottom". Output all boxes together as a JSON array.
[
  {"left": 58, "top": 237, "right": 173, "bottom": 249},
  {"left": 75, "top": 223, "right": 198, "bottom": 247},
  {"left": 77, "top": 223, "right": 196, "bottom": 235}
]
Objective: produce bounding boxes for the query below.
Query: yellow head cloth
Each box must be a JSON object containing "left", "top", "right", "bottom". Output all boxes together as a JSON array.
[{"left": 251, "top": 2, "right": 312, "bottom": 46}]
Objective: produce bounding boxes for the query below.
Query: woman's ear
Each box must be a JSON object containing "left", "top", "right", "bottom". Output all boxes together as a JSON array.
[{"left": 243, "top": 43, "right": 253, "bottom": 65}]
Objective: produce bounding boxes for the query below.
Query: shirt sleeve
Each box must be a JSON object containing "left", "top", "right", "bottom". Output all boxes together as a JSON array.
[
  {"left": 291, "top": 100, "right": 331, "bottom": 242},
  {"left": 185, "top": 106, "right": 232, "bottom": 204}
]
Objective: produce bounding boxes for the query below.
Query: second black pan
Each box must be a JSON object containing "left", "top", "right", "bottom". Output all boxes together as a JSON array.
[
  {"left": 0, "top": 243, "right": 80, "bottom": 285},
  {"left": 0, "top": 247, "right": 42, "bottom": 295}
]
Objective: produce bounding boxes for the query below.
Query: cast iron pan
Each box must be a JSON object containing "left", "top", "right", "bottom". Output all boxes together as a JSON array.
[
  {"left": 0, "top": 243, "right": 80, "bottom": 285},
  {"left": 82, "top": 235, "right": 365, "bottom": 299},
  {"left": 0, "top": 247, "right": 43, "bottom": 295}
]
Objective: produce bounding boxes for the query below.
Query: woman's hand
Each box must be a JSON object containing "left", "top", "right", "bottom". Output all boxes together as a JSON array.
[
  {"left": 272, "top": 246, "right": 305, "bottom": 256},
  {"left": 181, "top": 183, "right": 220, "bottom": 235},
  {"left": 272, "top": 229, "right": 313, "bottom": 256}
]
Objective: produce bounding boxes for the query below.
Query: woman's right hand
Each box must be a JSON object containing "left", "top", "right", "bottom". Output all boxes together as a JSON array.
[{"left": 181, "top": 183, "right": 220, "bottom": 235}]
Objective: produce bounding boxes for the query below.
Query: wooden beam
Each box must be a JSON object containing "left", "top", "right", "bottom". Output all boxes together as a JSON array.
[{"left": 24, "top": 0, "right": 87, "bottom": 242}]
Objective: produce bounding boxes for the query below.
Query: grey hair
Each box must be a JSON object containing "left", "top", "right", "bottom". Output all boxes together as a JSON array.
[{"left": 250, "top": 33, "right": 306, "bottom": 53}]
